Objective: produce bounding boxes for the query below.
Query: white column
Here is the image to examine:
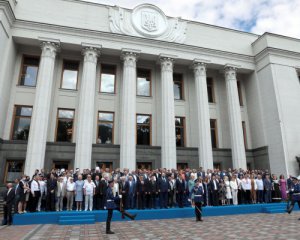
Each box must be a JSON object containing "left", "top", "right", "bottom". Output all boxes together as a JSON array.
[
  {"left": 74, "top": 44, "right": 101, "bottom": 171},
  {"left": 224, "top": 65, "right": 247, "bottom": 170},
  {"left": 120, "top": 50, "right": 139, "bottom": 171},
  {"left": 160, "top": 55, "right": 177, "bottom": 169},
  {"left": 24, "top": 41, "right": 59, "bottom": 175},
  {"left": 193, "top": 61, "right": 214, "bottom": 170}
]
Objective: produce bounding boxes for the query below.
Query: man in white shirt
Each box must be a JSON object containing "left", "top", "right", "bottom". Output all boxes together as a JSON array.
[
  {"left": 66, "top": 177, "right": 76, "bottom": 211},
  {"left": 256, "top": 174, "right": 264, "bottom": 203},
  {"left": 56, "top": 177, "right": 66, "bottom": 211},
  {"left": 83, "top": 175, "right": 96, "bottom": 211},
  {"left": 30, "top": 175, "right": 41, "bottom": 212},
  {"left": 242, "top": 174, "right": 251, "bottom": 204},
  {"left": 37, "top": 175, "right": 46, "bottom": 211}
]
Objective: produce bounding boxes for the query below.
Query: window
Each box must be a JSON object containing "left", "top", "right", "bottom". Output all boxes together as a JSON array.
[
  {"left": 19, "top": 56, "right": 39, "bottom": 87},
  {"left": 136, "top": 114, "right": 151, "bottom": 145},
  {"left": 173, "top": 73, "right": 184, "bottom": 100},
  {"left": 11, "top": 106, "right": 32, "bottom": 140},
  {"left": 100, "top": 64, "right": 116, "bottom": 93},
  {"left": 56, "top": 109, "right": 74, "bottom": 142},
  {"left": 175, "top": 117, "right": 185, "bottom": 147},
  {"left": 207, "top": 77, "right": 215, "bottom": 103},
  {"left": 210, "top": 119, "right": 218, "bottom": 148},
  {"left": 98, "top": 112, "right": 114, "bottom": 144},
  {"left": 242, "top": 121, "right": 247, "bottom": 149},
  {"left": 137, "top": 68, "right": 151, "bottom": 96},
  {"left": 237, "top": 81, "right": 243, "bottom": 106},
  {"left": 4, "top": 160, "right": 24, "bottom": 183},
  {"left": 61, "top": 60, "right": 79, "bottom": 90}
]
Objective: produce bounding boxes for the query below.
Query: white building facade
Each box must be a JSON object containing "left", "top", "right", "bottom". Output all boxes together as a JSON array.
[{"left": 0, "top": 0, "right": 300, "bottom": 182}]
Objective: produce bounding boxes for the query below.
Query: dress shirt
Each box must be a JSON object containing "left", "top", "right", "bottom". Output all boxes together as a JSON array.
[
  {"left": 242, "top": 178, "right": 251, "bottom": 190},
  {"left": 67, "top": 182, "right": 76, "bottom": 191},
  {"left": 256, "top": 179, "right": 264, "bottom": 190},
  {"left": 83, "top": 181, "right": 95, "bottom": 195},
  {"left": 31, "top": 180, "right": 40, "bottom": 194}
]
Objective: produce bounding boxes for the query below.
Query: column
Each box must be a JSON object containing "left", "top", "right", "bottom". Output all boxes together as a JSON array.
[
  {"left": 224, "top": 65, "right": 247, "bottom": 170},
  {"left": 160, "top": 55, "right": 177, "bottom": 169},
  {"left": 193, "top": 60, "right": 214, "bottom": 170},
  {"left": 24, "top": 41, "right": 60, "bottom": 175},
  {"left": 120, "top": 49, "right": 139, "bottom": 171},
  {"left": 74, "top": 44, "right": 101, "bottom": 171}
]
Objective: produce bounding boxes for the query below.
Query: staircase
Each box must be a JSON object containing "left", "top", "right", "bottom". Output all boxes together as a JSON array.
[
  {"left": 262, "top": 203, "right": 299, "bottom": 214},
  {"left": 58, "top": 214, "right": 96, "bottom": 225}
]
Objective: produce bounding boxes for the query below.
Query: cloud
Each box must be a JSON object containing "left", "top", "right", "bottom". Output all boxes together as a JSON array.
[{"left": 87, "top": 0, "right": 300, "bottom": 38}]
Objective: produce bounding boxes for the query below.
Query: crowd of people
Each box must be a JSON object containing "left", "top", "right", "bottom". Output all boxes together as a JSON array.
[{"left": 3, "top": 167, "right": 293, "bottom": 215}]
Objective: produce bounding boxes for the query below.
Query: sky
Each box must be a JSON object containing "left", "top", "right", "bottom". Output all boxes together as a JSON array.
[{"left": 88, "top": 0, "right": 300, "bottom": 39}]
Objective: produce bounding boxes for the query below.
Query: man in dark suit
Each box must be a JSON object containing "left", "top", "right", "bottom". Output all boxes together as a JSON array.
[
  {"left": 120, "top": 176, "right": 129, "bottom": 209},
  {"left": 126, "top": 176, "right": 136, "bottom": 209},
  {"left": 94, "top": 175, "right": 101, "bottom": 210},
  {"left": 197, "top": 167, "right": 205, "bottom": 179},
  {"left": 176, "top": 175, "right": 186, "bottom": 208},
  {"left": 100, "top": 175, "right": 109, "bottom": 209},
  {"left": 209, "top": 175, "right": 219, "bottom": 206},
  {"left": 147, "top": 175, "right": 158, "bottom": 209},
  {"left": 2, "top": 183, "right": 15, "bottom": 225},
  {"left": 14, "top": 178, "right": 21, "bottom": 214},
  {"left": 46, "top": 173, "right": 57, "bottom": 211},
  {"left": 158, "top": 173, "right": 169, "bottom": 208}
]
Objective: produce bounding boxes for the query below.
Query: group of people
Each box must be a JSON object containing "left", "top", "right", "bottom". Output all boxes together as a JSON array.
[{"left": 1, "top": 166, "right": 299, "bottom": 229}]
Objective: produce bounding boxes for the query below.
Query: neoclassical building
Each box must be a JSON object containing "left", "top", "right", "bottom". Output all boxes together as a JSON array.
[{"left": 1, "top": 0, "right": 300, "bottom": 182}]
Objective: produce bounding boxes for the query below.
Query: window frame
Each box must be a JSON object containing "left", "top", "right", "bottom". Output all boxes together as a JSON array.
[
  {"left": 18, "top": 55, "right": 40, "bottom": 87},
  {"left": 173, "top": 73, "right": 185, "bottom": 100},
  {"left": 10, "top": 105, "right": 33, "bottom": 140},
  {"left": 175, "top": 116, "right": 186, "bottom": 147},
  {"left": 55, "top": 108, "right": 75, "bottom": 142},
  {"left": 136, "top": 68, "right": 152, "bottom": 97},
  {"left": 97, "top": 111, "right": 115, "bottom": 144},
  {"left": 207, "top": 77, "right": 216, "bottom": 103},
  {"left": 210, "top": 119, "right": 218, "bottom": 148},
  {"left": 242, "top": 121, "right": 247, "bottom": 149},
  {"left": 60, "top": 59, "right": 80, "bottom": 90},
  {"left": 136, "top": 114, "right": 152, "bottom": 146},
  {"left": 4, "top": 159, "right": 25, "bottom": 183},
  {"left": 237, "top": 81, "right": 243, "bottom": 106},
  {"left": 99, "top": 64, "right": 117, "bottom": 94}
]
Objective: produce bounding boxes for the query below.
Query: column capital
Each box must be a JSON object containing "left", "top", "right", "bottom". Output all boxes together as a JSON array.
[
  {"left": 81, "top": 43, "right": 101, "bottom": 64},
  {"left": 40, "top": 41, "right": 60, "bottom": 58},
  {"left": 224, "top": 64, "right": 240, "bottom": 80},
  {"left": 121, "top": 49, "right": 140, "bottom": 68},
  {"left": 159, "top": 54, "right": 177, "bottom": 73},
  {"left": 192, "top": 59, "right": 210, "bottom": 77}
]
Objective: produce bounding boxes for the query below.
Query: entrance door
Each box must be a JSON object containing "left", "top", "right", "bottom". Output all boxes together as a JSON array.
[
  {"left": 96, "top": 162, "right": 113, "bottom": 171},
  {"left": 137, "top": 162, "right": 152, "bottom": 170},
  {"left": 177, "top": 163, "right": 188, "bottom": 170},
  {"left": 213, "top": 163, "right": 221, "bottom": 170},
  {"left": 53, "top": 161, "right": 69, "bottom": 171}
]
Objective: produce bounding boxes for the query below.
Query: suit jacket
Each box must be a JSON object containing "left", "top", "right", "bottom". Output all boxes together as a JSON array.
[
  {"left": 197, "top": 171, "right": 206, "bottom": 179},
  {"left": 209, "top": 180, "right": 219, "bottom": 192},
  {"left": 176, "top": 179, "right": 186, "bottom": 193},
  {"left": 147, "top": 180, "right": 158, "bottom": 193},
  {"left": 120, "top": 181, "right": 129, "bottom": 195},
  {"left": 94, "top": 180, "right": 101, "bottom": 195},
  {"left": 100, "top": 180, "right": 108, "bottom": 195},
  {"left": 158, "top": 177, "right": 169, "bottom": 192},
  {"left": 47, "top": 178, "right": 57, "bottom": 194},
  {"left": 128, "top": 181, "right": 136, "bottom": 195},
  {"left": 263, "top": 179, "right": 272, "bottom": 191},
  {"left": 2, "top": 188, "right": 15, "bottom": 205},
  {"left": 136, "top": 180, "right": 146, "bottom": 193}
]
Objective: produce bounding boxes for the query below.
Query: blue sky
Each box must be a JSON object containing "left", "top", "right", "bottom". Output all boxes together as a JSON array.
[{"left": 88, "top": 0, "right": 300, "bottom": 38}]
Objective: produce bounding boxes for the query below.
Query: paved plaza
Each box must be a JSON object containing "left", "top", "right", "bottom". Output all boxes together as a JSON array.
[{"left": 0, "top": 212, "right": 299, "bottom": 240}]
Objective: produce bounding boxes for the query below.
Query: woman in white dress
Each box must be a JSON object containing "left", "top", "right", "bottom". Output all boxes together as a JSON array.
[
  {"left": 224, "top": 176, "right": 232, "bottom": 205},
  {"left": 229, "top": 175, "right": 238, "bottom": 205}
]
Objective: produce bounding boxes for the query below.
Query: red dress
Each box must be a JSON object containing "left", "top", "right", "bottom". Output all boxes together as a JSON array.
[{"left": 279, "top": 179, "right": 287, "bottom": 200}]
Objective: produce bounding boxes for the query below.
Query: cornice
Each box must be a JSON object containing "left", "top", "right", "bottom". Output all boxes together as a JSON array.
[
  {"left": 12, "top": 19, "right": 255, "bottom": 67},
  {"left": 0, "top": 0, "right": 16, "bottom": 26},
  {"left": 255, "top": 47, "right": 300, "bottom": 64}
]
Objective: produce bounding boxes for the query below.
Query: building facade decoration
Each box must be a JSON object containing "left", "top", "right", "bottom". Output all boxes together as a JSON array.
[{"left": 109, "top": 4, "right": 187, "bottom": 43}]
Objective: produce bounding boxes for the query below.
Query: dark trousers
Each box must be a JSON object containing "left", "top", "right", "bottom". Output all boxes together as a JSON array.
[
  {"left": 46, "top": 192, "right": 56, "bottom": 211},
  {"left": 257, "top": 190, "right": 264, "bottom": 203},
  {"left": 94, "top": 195, "right": 101, "bottom": 210},
  {"left": 159, "top": 192, "right": 168, "bottom": 208},
  {"left": 121, "top": 194, "right": 127, "bottom": 209},
  {"left": 137, "top": 192, "right": 145, "bottom": 209},
  {"left": 101, "top": 194, "right": 107, "bottom": 210},
  {"left": 195, "top": 202, "right": 202, "bottom": 221},
  {"left": 265, "top": 190, "right": 272, "bottom": 203},
  {"left": 106, "top": 209, "right": 113, "bottom": 232},
  {"left": 244, "top": 190, "right": 251, "bottom": 204},
  {"left": 126, "top": 193, "right": 135, "bottom": 209},
  {"left": 212, "top": 190, "right": 219, "bottom": 206},
  {"left": 168, "top": 190, "right": 174, "bottom": 207},
  {"left": 3, "top": 203, "right": 13, "bottom": 225},
  {"left": 288, "top": 200, "right": 300, "bottom": 213},
  {"left": 14, "top": 195, "right": 20, "bottom": 214},
  {"left": 31, "top": 191, "right": 41, "bottom": 212},
  {"left": 149, "top": 193, "right": 157, "bottom": 208},
  {"left": 177, "top": 192, "right": 184, "bottom": 208}
]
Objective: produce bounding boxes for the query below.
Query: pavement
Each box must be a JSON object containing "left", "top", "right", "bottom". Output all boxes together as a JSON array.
[{"left": 0, "top": 212, "right": 299, "bottom": 240}]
